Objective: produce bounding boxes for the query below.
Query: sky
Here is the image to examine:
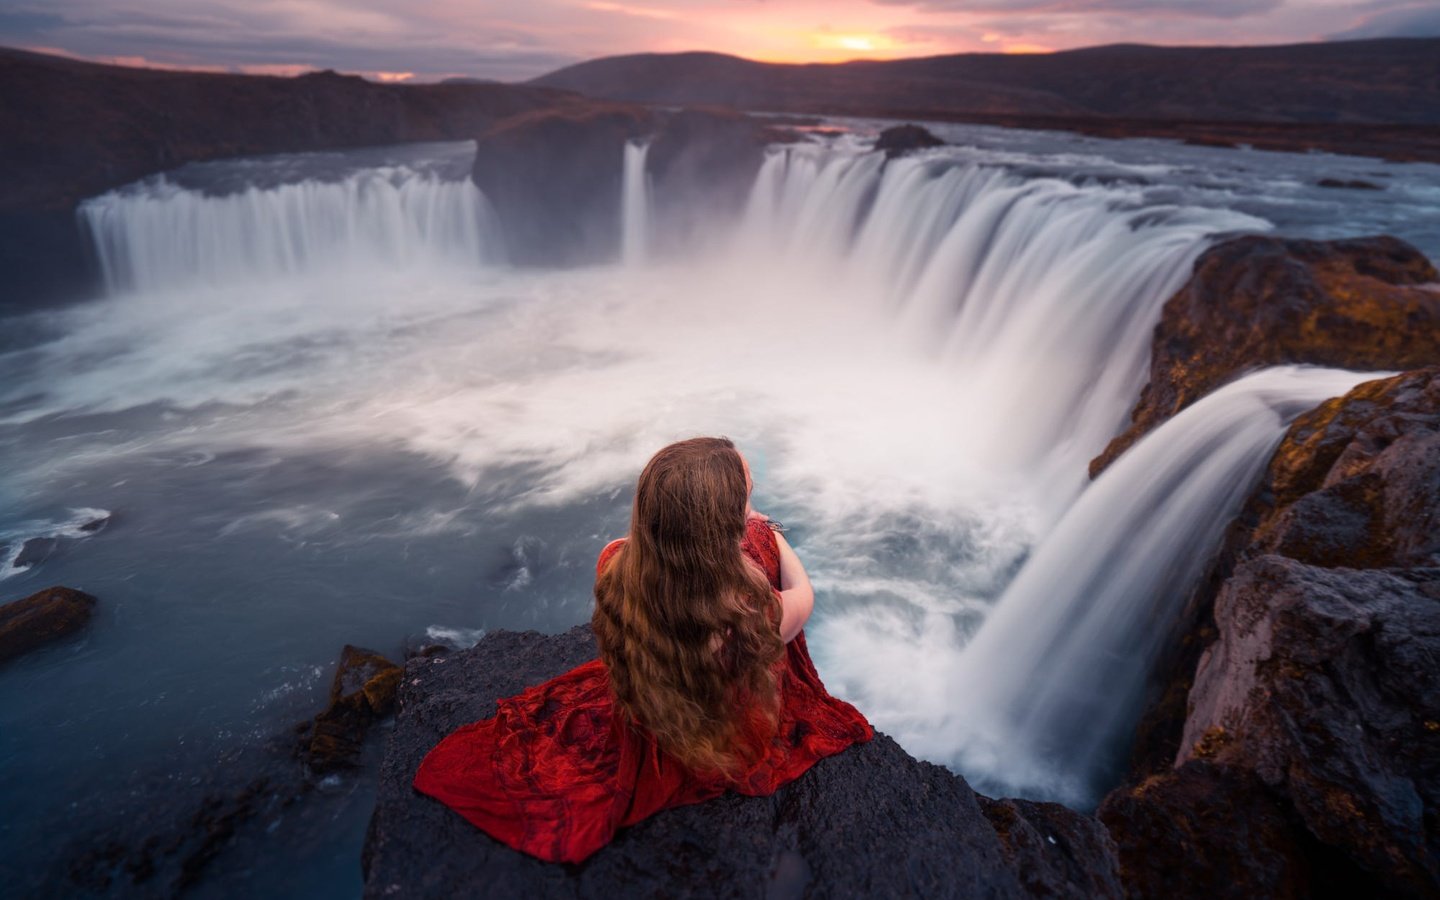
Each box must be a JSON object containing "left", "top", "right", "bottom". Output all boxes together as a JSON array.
[{"left": 1, "top": 0, "right": 1437, "bottom": 83}]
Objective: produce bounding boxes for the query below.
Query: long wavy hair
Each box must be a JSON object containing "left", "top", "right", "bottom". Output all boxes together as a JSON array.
[{"left": 592, "top": 436, "right": 785, "bottom": 776}]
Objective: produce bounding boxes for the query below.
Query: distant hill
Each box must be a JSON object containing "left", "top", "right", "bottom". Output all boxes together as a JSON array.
[
  {"left": 0, "top": 46, "right": 581, "bottom": 212},
  {"left": 533, "top": 39, "right": 1440, "bottom": 125}
]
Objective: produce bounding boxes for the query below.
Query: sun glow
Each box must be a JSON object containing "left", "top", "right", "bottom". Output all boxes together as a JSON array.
[
  {"left": 1003, "top": 43, "right": 1053, "bottom": 54},
  {"left": 808, "top": 31, "right": 899, "bottom": 57}
]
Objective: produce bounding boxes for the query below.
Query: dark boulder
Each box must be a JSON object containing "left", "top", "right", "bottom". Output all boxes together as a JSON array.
[
  {"left": 0, "top": 585, "right": 97, "bottom": 664},
  {"left": 300, "top": 644, "right": 402, "bottom": 773},
  {"left": 874, "top": 124, "right": 945, "bottom": 158},
  {"left": 364, "top": 625, "right": 1121, "bottom": 898},
  {"left": 1089, "top": 235, "right": 1440, "bottom": 477},
  {"left": 5, "top": 511, "right": 111, "bottom": 573},
  {"left": 1317, "top": 178, "right": 1383, "bottom": 190}
]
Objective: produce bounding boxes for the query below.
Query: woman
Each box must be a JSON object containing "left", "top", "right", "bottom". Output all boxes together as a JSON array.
[{"left": 413, "top": 437, "right": 873, "bottom": 864}]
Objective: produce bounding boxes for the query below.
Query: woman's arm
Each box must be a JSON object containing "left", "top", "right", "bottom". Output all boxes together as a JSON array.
[{"left": 773, "top": 529, "right": 814, "bottom": 644}]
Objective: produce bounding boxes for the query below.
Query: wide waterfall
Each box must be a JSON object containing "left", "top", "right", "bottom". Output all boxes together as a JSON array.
[
  {"left": 78, "top": 166, "right": 500, "bottom": 292},
  {"left": 6, "top": 127, "right": 1422, "bottom": 891},
  {"left": 731, "top": 142, "right": 1269, "bottom": 506}
]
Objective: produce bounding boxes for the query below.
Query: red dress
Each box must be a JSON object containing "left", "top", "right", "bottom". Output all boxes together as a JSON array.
[{"left": 412, "top": 518, "right": 874, "bottom": 864}]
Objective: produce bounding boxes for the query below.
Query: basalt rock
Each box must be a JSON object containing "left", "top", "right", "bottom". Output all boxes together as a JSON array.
[
  {"left": 301, "top": 644, "right": 403, "bottom": 773},
  {"left": 471, "top": 105, "right": 790, "bottom": 266},
  {"left": 0, "top": 585, "right": 97, "bottom": 664},
  {"left": 1316, "top": 178, "right": 1383, "bottom": 190},
  {"left": 874, "top": 124, "right": 945, "bottom": 158},
  {"left": 364, "top": 625, "right": 1121, "bottom": 898},
  {"left": 1089, "top": 235, "right": 1440, "bottom": 478},
  {"left": 1100, "top": 367, "right": 1440, "bottom": 898},
  {"left": 1097, "top": 761, "right": 1317, "bottom": 899}
]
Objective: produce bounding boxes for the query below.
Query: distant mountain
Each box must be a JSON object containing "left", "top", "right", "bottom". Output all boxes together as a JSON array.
[{"left": 533, "top": 39, "right": 1440, "bottom": 125}]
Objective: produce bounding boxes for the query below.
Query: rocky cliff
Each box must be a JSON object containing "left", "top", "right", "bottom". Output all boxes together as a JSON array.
[
  {"left": 363, "top": 626, "right": 1123, "bottom": 898},
  {"left": 1090, "top": 235, "right": 1440, "bottom": 478},
  {"left": 471, "top": 105, "right": 790, "bottom": 265},
  {"left": 1090, "top": 234, "right": 1440, "bottom": 897},
  {"left": 1100, "top": 367, "right": 1440, "bottom": 898}
]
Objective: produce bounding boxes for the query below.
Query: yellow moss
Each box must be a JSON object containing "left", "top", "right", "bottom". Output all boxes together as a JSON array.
[{"left": 1191, "top": 725, "right": 1232, "bottom": 759}]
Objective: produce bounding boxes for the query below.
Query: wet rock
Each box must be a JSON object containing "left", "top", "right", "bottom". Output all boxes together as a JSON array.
[
  {"left": 1101, "top": 368, "right": 1440, "bottom": 898},
  {"left": 12, "top": 537, "right": 59, "bottom": 569},
  {"left": 0, "top": 585, "right": 97, "bottom": 664},
  {"left": 874, "top": 124, "right": 944, "bottom": 158},
  {"left": 301, "top": 644, "right": 402, "bottom": 773},
  {"left": 1089, "top": 235, "right": 1440, "bottom": 477},
  {"left": 1248, "top": 367, "right": 1440, "bottom": 569},
  {"left": 5, "top": 511, "right": 110, "bottom": 574},
  {"left": 1097, "top": 762, "right": 1317, "bottom": 899},
  {"left": 978, "top": 796, "right": 1125, "bottom": 899},
  {"left": 364, "top": 625, "right": 1121, "bottom": 898},
  {"left": 1180, "top": 558, "right": 1440, "bottom": 894},
  {"left": 1317, "top": 178, "right": 1383, "bottom": 190}
]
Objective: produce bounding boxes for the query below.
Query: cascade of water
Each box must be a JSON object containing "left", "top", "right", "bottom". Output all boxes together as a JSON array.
[
  {"left": 937, "top": 365, "right": 1376, "bottom": 805},
  {"left": 78, "top": 167, "right": 500, "bottom": 293},
  {"left": 621, "top": 141, "right": 652, "bottom": 266},
  {"left": 732, "top": 144, "right": 1271, "bottom": 510}
]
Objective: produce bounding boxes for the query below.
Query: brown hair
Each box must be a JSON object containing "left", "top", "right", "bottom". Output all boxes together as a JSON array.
[{"left": 591, "top": 436, "right": 785, "bottom": 776}]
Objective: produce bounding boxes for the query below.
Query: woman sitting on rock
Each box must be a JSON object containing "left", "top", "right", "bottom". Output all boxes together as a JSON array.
[{"left": 413, "top": 436, "right": 873, "bottom": 863}]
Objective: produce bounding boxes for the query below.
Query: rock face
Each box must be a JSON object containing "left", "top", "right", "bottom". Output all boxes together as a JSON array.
[
  {"left": 470, "top": 104, "right": 654, "bottom": 267},
  {"left": 471, "top": 105, "right": 788, "bottom": 266},
  {"left": 1100, "top": 367, "right": 1440, "bottom": 898},
  {"left": 874, "top": 124, "right": 945, "bottom": 158},
  {"left": 301, "top": 644, "right": 403, "bottom": 773},
  {"left": 0, "top": 585, "right": 97, "bottom": 664},
  {"left": 1090, "top": 235, "right": 1440, "bottom": 477},
  {"left": 364, "top": 625, "right": 1122, "bottom": 898}
]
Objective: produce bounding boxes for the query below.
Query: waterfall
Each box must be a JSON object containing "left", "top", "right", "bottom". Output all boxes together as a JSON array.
[
  {"left": 731, "top": 144, "right": 1271, "bottom": 509},
  {"left": 873, "top": 365, "right": 1376, "bottom": 806},
  {"left": 621, "top": 140, "right": 652, "bottom": 266},
  {"left": 78, "top": 168, "right": 501, "bottom": 293}
]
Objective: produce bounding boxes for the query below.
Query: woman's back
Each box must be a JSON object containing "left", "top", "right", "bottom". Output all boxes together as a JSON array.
[{"left": 412, "top": 516, "right": 873, "bottom": 864}]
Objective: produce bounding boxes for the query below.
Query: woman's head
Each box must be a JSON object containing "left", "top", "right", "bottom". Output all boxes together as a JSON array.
[
  {"left": 592, "top": 436, "right": 783, "bottom": 777},
  {"left": 632, "top": 436, "right": 749, "bottom": 571}
]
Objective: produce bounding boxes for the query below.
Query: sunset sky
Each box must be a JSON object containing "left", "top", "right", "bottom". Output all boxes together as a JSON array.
[{"left": 2, "top": 0, "right": 1436, "bottom": 82}]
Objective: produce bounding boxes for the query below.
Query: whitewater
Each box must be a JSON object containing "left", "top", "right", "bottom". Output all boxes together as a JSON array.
[{"left": 2, "top": 120, "right": 1437, "bottom": 891}]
